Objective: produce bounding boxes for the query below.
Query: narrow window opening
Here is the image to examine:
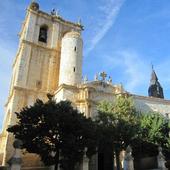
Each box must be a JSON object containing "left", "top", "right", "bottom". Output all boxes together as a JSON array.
[
  {"left": 39, "top": 25, "right": 48, "bottom": 43},
  {"left": 73, "top": 67, "right": 76, "bottom": 72},
  {"left": 74, "top": 46, "right": 77, "bottom": 51},
  {"left": 36, "top": 80, "right": 42, "bottom": 88}
]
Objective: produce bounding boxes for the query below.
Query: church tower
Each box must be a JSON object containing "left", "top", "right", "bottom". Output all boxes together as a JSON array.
[
  {"left": 0, "top": 1, "right": 83, "bottom": 166},
  {"left": 59, "top": 31, "right": 83, "bottom": 86},
  {"left": 148, "top": 67, "right": 164, "bottom": 99}
]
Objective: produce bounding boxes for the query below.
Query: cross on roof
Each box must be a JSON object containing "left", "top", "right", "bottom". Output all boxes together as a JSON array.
[{"left": 100, "top": 71, "right": 107, "bottom": 81}]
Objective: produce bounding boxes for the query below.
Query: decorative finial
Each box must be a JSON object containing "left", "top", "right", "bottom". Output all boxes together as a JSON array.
[
  {"left": 83, "top": 75, "right": 88, "bottom": 83},
  {"left": 100, "top": 71, "right": 107, "bottom": 81},
  {"left": 126, "top": 145, "right": 132, "bottom": 153},
  {"left": 51, "top": 8, "right": 56, "bottom": 16},
  {"left": 55, "top": 10, "right": 60, "bottom": 17},
  {"left": 30, "top": 0, "right": 39, "bottom": 11},
  {"left": 157, "top": 146, "right": 166, "bottom": 169},
  {"left": 77, "top": 18, "right": 82, "bottom": 25},
  {"left": 108, "top": 76, "right": 112, "bottom": 84},
  {"left": 94, "top": 73, "right": 99, "bottom": 81},
  {"left": 151, "top": 62, "right": 154, "bottom": 70}
]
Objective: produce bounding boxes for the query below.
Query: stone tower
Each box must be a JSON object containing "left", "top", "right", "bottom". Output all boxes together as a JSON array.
[
  {"left": 0, "top": 1, "right": 83, "bottom": 166},
  {"left": 59, "top": 31, "right": 83, "bottom": 86},
  {"left": 148, "top": 67, "right": 164, "bottom": 99}
]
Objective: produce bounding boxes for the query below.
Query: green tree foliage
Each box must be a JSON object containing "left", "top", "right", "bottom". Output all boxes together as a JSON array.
[
  {"left": 96, "top": 95, "right": 170, "bottom": 169},
  {"left": 96, "top": 95, "right": 140, "bottom": 170},
  {"left": 8, "top": 97, "right": 97, "bottom": 170},
  {"left": 97, "top": 95, "right": 139, "bottom": 148},
  {"left": 132, "top": 112, "right": 170, "bottom": 158},
  {"left": 139, "top": 112, "right": 170, "bottom": 149}
]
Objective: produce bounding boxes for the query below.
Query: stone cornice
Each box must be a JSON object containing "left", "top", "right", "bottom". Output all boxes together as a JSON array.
[
  {"left": 22, "top": 40, "right": 59, "bottom": 52},
  {"left": 13, "top": 86, "right": 49, "bottom": 94},
  {"left": 54, "top": 84, "right": 79, "bottom": 95},
  {"left": 132, "top": 94, "right": 170, "bottom": 104},
  {"left": 75, "top": 99, "right": 97, "bottom": 106},
  {"left": 5, "top": 86, "right": 50, "bottom": 107},
  {"left": 27, "top": 8, "right": 83, "bottom": 31},
  {"left": 78, "top": 81, "right": 124, "bottom": 92}
]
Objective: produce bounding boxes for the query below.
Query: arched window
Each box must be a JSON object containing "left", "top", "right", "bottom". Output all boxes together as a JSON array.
[{"left": 38, "top": 25, "right": 48, "bottom": 43}]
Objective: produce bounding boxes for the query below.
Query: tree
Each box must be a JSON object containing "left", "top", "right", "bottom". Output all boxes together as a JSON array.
[
  {"left": 8, "top": 96, "right": 97, "bottom": 170},
  {"left": 130, "top": 111, "right": 170, "bottom": 163},
  {"left": 133, "top": 112, "right": 170, "bottom": 157},
  {"left": 96, "top": 95, "right": 140, "bottom": 170},
  {"left": 96, "top": 95, "right": 170, "bottom": 170},
  {"left": 140, "top": 112, "right": 170, "bottom": 147}
]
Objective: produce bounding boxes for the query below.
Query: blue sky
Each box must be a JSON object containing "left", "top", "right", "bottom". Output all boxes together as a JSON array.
[{"left": 1, "top": 0, "right": 170, "bottom": 128}]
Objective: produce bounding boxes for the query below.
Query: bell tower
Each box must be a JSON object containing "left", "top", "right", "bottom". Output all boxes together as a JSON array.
[
  {"left": 0, "top": 1, "right": 83, "bottom": 166},
  {"left": 148, "top": 67, "right": 164, "bottom": 99}
]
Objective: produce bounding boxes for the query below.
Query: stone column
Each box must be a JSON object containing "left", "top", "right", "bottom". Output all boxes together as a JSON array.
[
  {"left": 81, "top": 147, "right": 89, "bottom": 170},
  {"left": 120, "top": 150, "right": 126, "bottom": 169},
  {"left": 8, "top": 139, "right": 23, "bottom": 170},
  {"left": 123, "top": 146, "right": 134, "bottom": 170},
  {"left": 157, "top": 147, "right": 167, "bottom": 170}
]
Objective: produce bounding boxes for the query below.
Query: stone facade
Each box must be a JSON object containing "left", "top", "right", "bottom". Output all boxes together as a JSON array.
[
  {"left": 0, "top": 2, "right": 82, "bottom": 167},
  {"left": 1, "top": 2, "right": 170, "bottom": 170}
]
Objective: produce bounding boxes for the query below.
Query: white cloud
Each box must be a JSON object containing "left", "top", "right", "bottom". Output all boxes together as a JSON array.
[
  {"left": 97, "top": 49, "right": 150, "bottom": 92},
  {"left": 85, "top": 0, "right": 125, "bottom": 55},
  {"left": 117, "top": 51, "right": 170, "bottom": 96},
  {"left": 119, "top": 50, "right": 149, "bottom": 92}
]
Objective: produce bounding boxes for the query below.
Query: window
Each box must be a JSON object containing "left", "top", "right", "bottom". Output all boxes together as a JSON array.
[
  {"left": 74, "top": 46, "right": 77, "bottom": 51},
  {"left": 73, "top": 67, "right": 76, "bottom": 72},
  {"left": 36, "top": 80, "right": 42, "bottom": 88},
  {"left": 38, "top": 25, "right": 48, "bottom": 43}
]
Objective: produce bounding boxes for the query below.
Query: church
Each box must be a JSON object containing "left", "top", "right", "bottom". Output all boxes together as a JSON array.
[{"left": 0, "top": 1, "right": 170, "bottom": 170}]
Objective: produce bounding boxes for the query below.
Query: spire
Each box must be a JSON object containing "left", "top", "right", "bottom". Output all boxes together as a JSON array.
[
  {"left": 148, "top": 66, "right": 164, "bottom": 99},
  {"left": 150, "top": 65, "right": 158, "bottom": 85}
]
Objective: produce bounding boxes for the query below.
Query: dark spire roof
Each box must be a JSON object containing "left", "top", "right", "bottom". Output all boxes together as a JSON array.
[
  {"left": 148, "top": 66, "right": 164, "bottom": 99},
  {"left": 150, "top": 67, "right": 158, "bottom": 85}
]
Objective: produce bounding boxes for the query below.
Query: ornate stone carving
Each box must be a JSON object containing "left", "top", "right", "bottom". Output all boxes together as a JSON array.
[
  {"left": 108, "top": 76, "right": 112, "bottom": 84},
  {"left": 83, "top": 76, "right": 88, "bottom": 83},
  {"left": 123, "top": 145, "right": 134, "bottom": 170},
  {"left": 157, "top": 147, "right": 167, "bottom": 169},
  {"left": 94, "top": 74, "right": 99, "bottom": 81},
  {"left": 30, "top": 1, "right": 39, "bottom": 11},
  {"left": 51, "top": 9, "right": 56, "bottom": 16},
  {"left": 100, "top": 71, "right": 107, "bottom": 81}
]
